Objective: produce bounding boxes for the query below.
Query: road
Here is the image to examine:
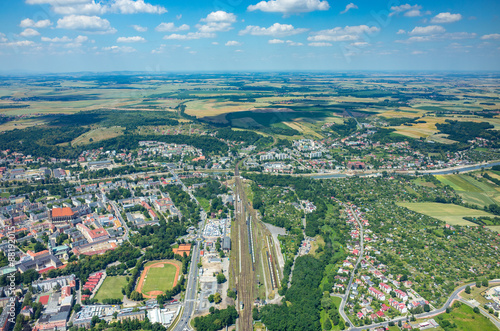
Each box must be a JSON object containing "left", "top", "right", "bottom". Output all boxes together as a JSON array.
[
  {"left": 339, "top": 205, "right": 364, "bottom": 329},
  {"left": 110, "top": 201, "right": 131, "bottom": 242},
  {"left": 346, "top": 280, "right": 500, "bottom": 331},
  {"left": 170, "top": 171, "right": 207, "bottom": 331}
]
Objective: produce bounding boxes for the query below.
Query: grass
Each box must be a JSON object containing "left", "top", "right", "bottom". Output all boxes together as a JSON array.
[
  {"left": 397, "top": 202, "right": 496, "bottom": 226},
  {"left": 71, "top": 126, "right": 124, "bottom": 145},
  {"left": 94, "top": 276, "right": 127, "bottom": 302},
  {"left": 142, "top": 263, "right": 177, "bottom": 293},
  {"left": 436, "top": 174, "right": 500, "bottom": 208},
  {"left": 197, "top": 197, "right": 210, "bottom": 211},
  {"left": 434, "top": 303, "right": 497, "bottom": 331}
]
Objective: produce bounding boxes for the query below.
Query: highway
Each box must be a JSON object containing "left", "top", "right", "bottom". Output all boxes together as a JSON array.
[{"left": 339, "top": 205, "right": 364, "bottom": 329}]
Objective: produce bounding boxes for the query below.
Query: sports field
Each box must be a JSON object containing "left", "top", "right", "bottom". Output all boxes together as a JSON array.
[
  {"left": 397, "top": 202, "right": 496, "bottom": 226},
  {"left": 94, "top": 276, "right": 127, "bottom": 302},
  {"left": 136, "top": 260, "right": 181, "bottom": 298}
]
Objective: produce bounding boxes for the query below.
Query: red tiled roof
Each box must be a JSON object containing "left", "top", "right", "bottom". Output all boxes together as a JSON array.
[{"left": 52, "top": 207, "right": 74, "bottom": 218}]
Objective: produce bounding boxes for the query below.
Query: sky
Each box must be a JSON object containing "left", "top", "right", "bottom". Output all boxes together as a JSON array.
[{"left": 0, "top": 0, "right": 499, "bottom": 72}]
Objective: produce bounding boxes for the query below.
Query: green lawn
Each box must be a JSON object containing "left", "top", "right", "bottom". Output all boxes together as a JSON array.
[
  {"left": 94, "top": 276, "right": 127, "bottom": 302},
  {"left": 397, "top": 202, "right": 496, "bottom": 226},
  {"left": 434, "top": 303, "right": 497, "bottom": 331},
  {"left": 197, "top": 197, "right": 210, "bottom": 211},
  {"left": 142, "top": 263, "right": 177, "bottom": 293},
  {"left": 435, "top": 174, "right": 500, "bottom": 208}
]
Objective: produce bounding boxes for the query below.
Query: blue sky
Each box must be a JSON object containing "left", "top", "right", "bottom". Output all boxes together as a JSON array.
[{"left": 0, "top": 0, "right": 499, "bottom": 72}]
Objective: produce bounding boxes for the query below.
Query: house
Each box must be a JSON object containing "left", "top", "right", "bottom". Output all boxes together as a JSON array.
[
  {"left": 379, "top": 282, "right": 391, "bottom": 293},
  {"left": 368, "top": 287, "right": 386, "bottom": 301},
  {"left": 395, "top": 289, "right": 408, "bottom": 302},
  {"left": 50, "top": 207, "right": 76, "bottom": 224}
]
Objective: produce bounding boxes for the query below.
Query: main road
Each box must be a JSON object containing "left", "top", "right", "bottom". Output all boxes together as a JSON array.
[{"left": 170, "top": 171, "right": 207, "bottom": 331}]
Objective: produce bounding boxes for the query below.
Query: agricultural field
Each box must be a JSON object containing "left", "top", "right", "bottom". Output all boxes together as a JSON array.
[
  {"left": 71, "top": 126, "right": 124, "bottom": 145},
  {"left": 436, "top": 174, "right": 500, "bottom": 207},
  {"left": 94, "top": 276, "right": 127, "bottom": 302},
  {"left": 397, "top": 202, "right": 496, "bottom": 226}
]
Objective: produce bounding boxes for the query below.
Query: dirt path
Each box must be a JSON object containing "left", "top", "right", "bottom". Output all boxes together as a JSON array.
[{"left": 136, "top": 260, "right": 181, "bottom": 299}]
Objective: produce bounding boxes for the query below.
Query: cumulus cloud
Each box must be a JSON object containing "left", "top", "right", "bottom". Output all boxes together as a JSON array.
[
  {"left": 201, "top": 11, "right": 237, "bottom": 23},
  {"left": 41, "top": 35, "right": 90, "bottom": 48},
  {"left": 117, "top": 36, "right": 145, "bottom": 43},
  {"left": 308, "top": 25, "right": 379, "bottom": 42},
  {"left": 26, "top": 0, "right": 166, "bottom": 15},
  {"left": 1, "top": 40, "right": 35, "bottom": 47},
  {"left": 41, "top": 36, "right": 73, "bottom": 42},
  {"left": 431, "top": 12, "right": 462, "bottom": 23},
  {"left": 269, "top": 38, "right": 284, "bottom": 44},
  {"left": 481, "top": 33, "right": 500, "bottom": 40},
  {"left": 163, "top": 11, "right": 236, "bottom": 40},
  {"left": 225, "top": 40, "right": 242, "bottom": 46},
  {"left": 103, "top": 45, "right": 136, "bottom": 53},
  {"left": 248, "top": 0, "right": 330, "bottom": 15},
  {"left": 164, "top": 32, "right": 216, "bottom": 40},
  {"left": 57, "top": 15, "right": 116, "bottom": 34},
  {"left": 131, "top": 25, "right": 147, "bottom": 32},
  {"left": 20, "top": 19, "right": 52, "bottom": 28},
  {"left": 398, "top": 31, "right": 476, "bottom": 43},
  {"left": 409, "top": 25, "right": 445, "bottom": 35},
  {"left": 19, "top": 28, "right": 40, "bottom": 37},
  {"left": 308, "top": 42, "right": 332, "bottom": 46},
  {"left": 340, "top": 3, "right": 358, "bottom": 14},
  {"left": 0, "top": 33, "right": 8, "bottom": 43},
  {"left": 286, "top": 40, "right": 303, "bottom": 46},
  {"left": 110, "top": 0, "right": 167, "bottom": 14},
  {"left": 389, "top": 4, "right": 422, "bottom": 17},
  {"left": 239, "top": 23, "right": 307, "bottom": 37},
  {"left": 397, "top": 29, "right": 406, "bottom": 34},
  {"left": 155, "top": 22, "right": 190, "bottom": 32}
]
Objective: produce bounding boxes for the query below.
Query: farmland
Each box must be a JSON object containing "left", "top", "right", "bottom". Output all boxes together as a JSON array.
[
  {"left": 397, "top": 202, "right": 496, "bottom": 225},
  {"left": 436, "top": 174, "right": 500, "bottom": 207}
]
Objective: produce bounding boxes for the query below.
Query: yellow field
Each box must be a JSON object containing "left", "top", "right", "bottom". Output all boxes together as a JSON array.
[
  {"left": 0, "top": 118, "right": 47, "bottom": 132},
  {"left": 283, "top": 121, "right": 323, "bottom": 138},
  {"left": 184, "top": 99, "right": 268, "bottom": 118},
  {"left": 71, "top": 126, "right": 124, "bottom": 145}
]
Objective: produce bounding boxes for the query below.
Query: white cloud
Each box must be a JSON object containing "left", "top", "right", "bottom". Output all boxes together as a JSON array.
[
  {"left": 308, "top": 25, "right": 380, "bottom": 42},
  {"left": 269, "top": 38, "right": 284, "bottom": 44},
  {"left": 41, "top": 36, "right": 73, "bottom": 42},
  {"left": 409, "top": 25, "right": 445, "bottom": 35},
  {"left": 412, "top": 50, "right": 425, "bottom": 54},
  {"left": 26, "top": 0, "right": 166, "bottom": 15},
  {"left": 1, "top": 40, "right": 35, "bottom": 47},
  {"left": 350, "top": 41, "right": 368, "bottom": 46},
  {"left": 239, "top": 23, "right": 307, "bottom": 37},
  {"left": 248, "top": 0, "right": 330, "bottom": 15},
  {"left": 110, "top": 0, "right": 167, "bottom": 14},
  {"left": 165, "top": 11, "right": 236, "bottom": 40},
  {"left": 431, "top": 12, "right": 462, "bottom": 24},
  {"left": 164, "top": 32, "right": 216, "bottom": 40},
  {"left": 20, "top": 18, "right": 52, "bottom": 28},
  {"left": 155, "top": 22, "right": 190, "bottom": 32},
  {"left": 398, "top": 31, "right": 476, "bottom": 43},
  {"left": 53, "top": 1, "right": 106, "bottom": 15},
  {"left": 389, "top": 4, "right": 422, "bottom": 17},
  {"left": 19, "top": 28, "right": 40, "bottom": 37},
  {"left": 212, "top": 41, "right": 219, "bottom": 45},
  {"left": 481, "top": 34, "right": 500, "bottom": 40},
  {"left": 201, "top": 11, "right": 237, "bottom": 23},
  {"left": 308, "top": 42, "right": 332, "bottom": 46},
  {"left": 340, "top": 3, "right": 358, "bottom": 14},
  {"left": 397, "top": 29, "right": 406, "bottom": 34},
  {"left": 176, "top": 14, "right": 182, "bottom": 20},
  {"left": 103, "top": 45, "right": 136, "bottom": 52},
  {"left": 225, "top": 40, "right": 242, "bottom": 46},
  {"left": 57, "top": 15, "right": 116, "bottom": 34},
  {"left": 0, "top": 33, "right": 8, "bottom": 43},
  {"left": 131, "top": 25, "right": 147, "bottom": 32},
  {"left": 117, "top": 36, "right": 145, "bottom": 43},
  {"left": 286, "top": 40, "right": 303, "bottom": 46}
]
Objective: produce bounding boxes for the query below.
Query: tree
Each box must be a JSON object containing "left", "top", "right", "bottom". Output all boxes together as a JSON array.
[
  {"left": 216, "top": 273, "right": 226, "bottom": 284},
  {"left": 227, "top": 289, "right": 237, "bottom": 300},
  {"left": 339, "top": 320, "right": 345, "bottom": 330},
  {"left": 324, "top": 318, "right": 332, "bottom": 330},
  {"left": 476, "top": 281, "right": 482, "bottom": 288},
  {"left": 213, "top": 292, "right": 222, "bottom": 304},
  {"left": 482, "top": 279, "right": 489, "bottom": 287},
  {"left": 465, "top": 285, "right": 471, "bottom": 294},
  {"left": 473, "top": 307, "right": 480, "bottom": 314},
  {"left": 424, "top": 304, "right": 430, "bottom": 312},
  {"left": 252, "top": 307, "right": 260, "bottom": 321}
]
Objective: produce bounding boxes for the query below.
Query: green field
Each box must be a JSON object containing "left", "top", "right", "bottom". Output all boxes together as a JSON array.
[
  {"left": 94, "top": 276, "right": 127, "bottom": 302},
  {"left": 435, "top": 174, "right": 500, "bottom": 208},
  {"left": 142, "top": 263, "right": 177, "bottom": 293},
  {"left": 397, "top": 202, "right": 496, "bottom": 226},
  {"left": 433, "top": 303, "right": 497, "bottom": 331}
]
